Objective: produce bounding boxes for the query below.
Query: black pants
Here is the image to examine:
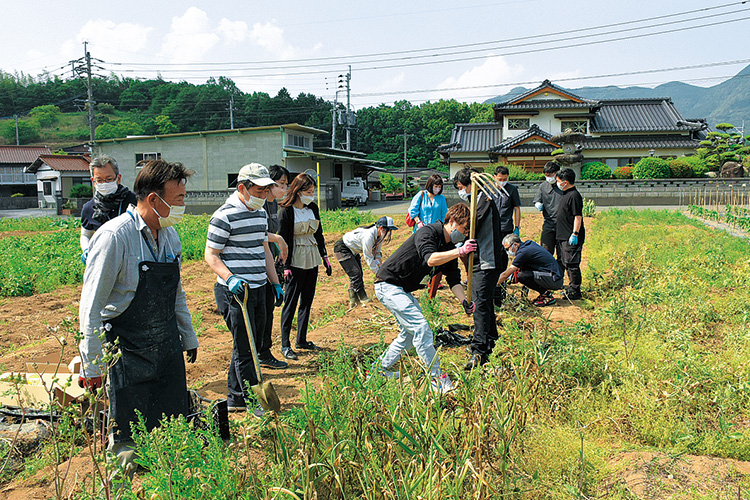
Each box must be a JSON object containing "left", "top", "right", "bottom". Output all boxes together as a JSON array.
[
  {"left": 334, "top": 240, "right": 364, "bottom": 293},
  {"left": 471, "top": 268, "right": 501, "bottom": 357},
  {"left": 540, "top": 227, "right": 562, "bottom": 264},
  {"left": 517, "top": 270, "right": 563, "bottom": 294},
  {"left": 557, "top": 240, "right": 583, "bottom": 292},
  {"left": 280, "top": 266, "right": 318, "bottom": 348},
  {"left": 258, "top": 282, "right": 275, "bottom": 360},
  {"left": 214, "top": 283, "right": 266, "bottom": 404}
]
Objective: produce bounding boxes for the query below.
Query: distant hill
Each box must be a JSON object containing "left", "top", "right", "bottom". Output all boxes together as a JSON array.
[{"left": 485, "top": 64, "right": 750, "bottom": 127}]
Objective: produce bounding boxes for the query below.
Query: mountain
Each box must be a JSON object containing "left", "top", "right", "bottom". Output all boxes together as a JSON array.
[{"left": 484, "top": 64, "right": 750, "bottom": 127}]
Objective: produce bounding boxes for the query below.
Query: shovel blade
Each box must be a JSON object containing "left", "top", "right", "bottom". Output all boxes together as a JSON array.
[{"left": 251, "top": 381, "right": 281, "bottom": 413}]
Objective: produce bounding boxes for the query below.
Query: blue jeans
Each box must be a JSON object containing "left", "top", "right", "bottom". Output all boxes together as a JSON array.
[{"left": 374, "top": 282, "right": 441, "bottom": 377}]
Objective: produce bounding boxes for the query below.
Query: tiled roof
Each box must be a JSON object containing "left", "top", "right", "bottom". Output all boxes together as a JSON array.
[
  {"left": 591, "top": 98, "right": 703, "bottom": 133},
  {"left": 27, "top": 154, "right": 91, "bottom": 173},
  {"left": 490, "top": 125, "right": 559, "bottom": 154},
  {"left": 0, "top": 145, "right": 51, "bottom": 164},
  {"left": 584, "top": 135, "right": 702, "bottom": 150},
  {"left": 438, "top": 122, "right": 503, "bottom": 153},
  {"left": 498, "top": 80, "right": 593, "bottom": 106},
  {"left": 495, "top": 99, "right": 595, "bottom": 112}
]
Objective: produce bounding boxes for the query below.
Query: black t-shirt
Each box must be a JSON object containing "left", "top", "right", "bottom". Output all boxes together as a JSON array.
[
  {"left": 555, "top": 186, "right": 585, "bottom": 244},
  {"left": 494, "top": 183, "right": 521, "bottom": 233},
  {"left": 513, "top": 240, "right": 562, "bottom": 278},
  {"left": 376, "top": 222, "right": 461, "bottom": 293},
  {"left": 80, "top": 189, "right": 138, "bottom": 231}
]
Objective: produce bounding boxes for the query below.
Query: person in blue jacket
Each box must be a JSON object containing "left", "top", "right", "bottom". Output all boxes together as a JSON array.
[{"left": 408, "top": 174, "right": 448, "bottom": 232}]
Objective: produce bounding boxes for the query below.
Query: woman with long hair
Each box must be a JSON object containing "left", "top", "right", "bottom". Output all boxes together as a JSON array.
[
  {"left": 334, "top": 216, "right": 398, "bottom": 308},
  {"left": 407, "top": 174, "right": 448, "bottom": 232},
  {"left": 277, "top": 173, "right": 331, "bottom": 360}
]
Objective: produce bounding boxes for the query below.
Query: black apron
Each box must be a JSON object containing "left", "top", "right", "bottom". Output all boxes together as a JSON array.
[{"left": 105, "top": 257, "right": 188, "bottom": 443}]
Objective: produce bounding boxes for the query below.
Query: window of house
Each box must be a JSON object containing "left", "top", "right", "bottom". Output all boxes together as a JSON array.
[
  {"left": 71, "top": 177, "right": 91, "bottom": 186},
  {"left": 135, "top": 152, "right": 162, "bottom": 167},
  {"left": 288, "top": 134, "right": 311, "bottom": 149},
  {"left": 43, "top": 181, "right": 52, "bottom": 196},
  {"left": 333, "top": 163, "right": 343, "bottom": 180},
  {"left": 507, "top": 118, "right": 530, "bottom": 130},
  {"left": 561, "top": 121, "right": 588, "bottom": 134}
]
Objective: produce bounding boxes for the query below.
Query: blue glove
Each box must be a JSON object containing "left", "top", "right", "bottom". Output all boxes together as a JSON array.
[
  {"left": 513, "top": 227, "right": 520, "bottom": 236},
  {"left": 80, "top": 248, "right": 89, "bottom": 265},
  {"left": 534, "top": 202, "right": 543, "bottom": 211},
  {"left": 273, "top": 283, "right": 284, "bottom": 307},
  {"left": 226, "top": 275, "right": 247, "bottom": 295},
  {"left": 568, "top": 234, "right": 578, "bottom": 246}
]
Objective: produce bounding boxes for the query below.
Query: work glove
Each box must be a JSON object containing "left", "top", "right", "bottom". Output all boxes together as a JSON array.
[
  {"left": 462, "top": 299, "right": 476, "bottom": 315},
  {"left": 513, "top": 227, "right": 520, "bottom": 236},
  {"left": 417, "top": 221, "right": 424, "bottom": 229},
  {"left": 273, "top": 283, "right": 284, "bottom": 307},
  {"left": 78, "top": 376, "right": 103, "bottom": 391},
  {"left": 568, "top": 234, "right": 578, "bottom": 246},
  {"left": 283, "top": 269, "right": 293, "bottom": 282},
  {"left": 323, "top": 256, "right": 333, "bottom": 276},
  {"left": 186, "top": 348, "right": 198, "bottom": 363},
  {"left": 226, "top": 275, "right": 248, "bottom": 295},
  {"left": 457, "top": 239, "right": 477, "bottom": 258},
  {"left": 534, "top": 202, "right": 543, "bottom": 211},
  {"left": 80, "top": 248, "right": 89, "bottom": 265}
]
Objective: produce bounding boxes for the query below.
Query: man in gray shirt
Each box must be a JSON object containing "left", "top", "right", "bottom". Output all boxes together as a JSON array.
[
  {"left": 533, "top": 161, "right": 564, "bottom": 261},
  {"left": 78, "top": 159, "right": 199, "bottom": 478}
]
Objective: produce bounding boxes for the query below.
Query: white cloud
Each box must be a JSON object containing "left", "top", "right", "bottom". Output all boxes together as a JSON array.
[
  {"left": 218, "top": 18, "right": 250, "bottom": 44},
  {"left": 160, "top": 7, "right": 220, "bottom": 63},
  {"left": 58, "top": 20, "right": 152, "bottom": 67},
  {"left": 249, "top": 20, "right": 300, "bottom": 60},
  {"left": 437, "top": 55, "right": 524, "bottom": 102}
]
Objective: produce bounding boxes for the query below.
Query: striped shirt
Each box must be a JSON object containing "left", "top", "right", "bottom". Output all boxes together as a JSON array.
[{"left": 207, "top": 192, "right": 269, "bottom": 289}]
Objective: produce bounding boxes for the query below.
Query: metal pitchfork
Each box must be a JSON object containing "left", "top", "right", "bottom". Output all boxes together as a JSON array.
[{"left": 465, "top": 172, "right": 503, "bottom": 301}]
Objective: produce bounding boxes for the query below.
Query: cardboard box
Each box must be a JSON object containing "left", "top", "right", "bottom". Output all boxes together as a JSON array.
[{"left": 0, "top": 355, "right": 86, "bottom": 408}]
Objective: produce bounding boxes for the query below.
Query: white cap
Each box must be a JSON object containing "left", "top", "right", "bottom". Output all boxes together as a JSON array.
[{"left": 237, "top": 163, "right": 275, "bottom": 186}]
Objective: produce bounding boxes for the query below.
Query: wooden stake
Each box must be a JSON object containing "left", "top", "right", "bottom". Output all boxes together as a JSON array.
[{"left": 466, "top": 180, "right": 479, "bottom": 301}]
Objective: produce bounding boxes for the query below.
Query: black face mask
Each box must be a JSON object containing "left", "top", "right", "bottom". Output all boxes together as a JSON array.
[{"left": 450, "top": 228, "right": 466, "bottom": 245}]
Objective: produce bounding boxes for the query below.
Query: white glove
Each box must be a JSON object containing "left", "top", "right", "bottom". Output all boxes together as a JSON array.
[{"left": 534, "top": 202, "right": 543, "bottom": 211}]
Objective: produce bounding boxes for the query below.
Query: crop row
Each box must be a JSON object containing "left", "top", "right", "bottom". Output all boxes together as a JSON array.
[{"left": 688, "top": 204, "right": 750, "bottom": 232}]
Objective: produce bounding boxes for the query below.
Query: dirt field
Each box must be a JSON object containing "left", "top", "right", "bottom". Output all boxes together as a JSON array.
[{"left": 3, "top": 212, "right": 745, "bottom": 498}]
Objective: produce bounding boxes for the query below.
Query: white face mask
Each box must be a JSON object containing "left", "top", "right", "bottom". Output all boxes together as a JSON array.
[
  {"left": 458, "top": 189, "right": 469, "bottom": 201},
  {"left": 244, "top": 194, "right": 265, "bottom": 211},
  {"left": 546, "top": 176, "right": 556, "bottom": 184},
  {"left": 557, "top": 181, "right": 566, "bottom": 190},
  {"left": 497, "top": 180, "right": 508, "bottom": 188},
  {"left": 153, "top": 193, "right": 185, "bottom": 228},
  {"left": 432, "top": 187, "right": 442, "bottom": 196},
  {"left": 95, "top": 181, "right": 118, "bottom": 196},
  {"left": 299, "top": 194, "right": 314, "bottom": 206},
  {"left": 272, "top": 184, "right": 287, "bottom": 200}
]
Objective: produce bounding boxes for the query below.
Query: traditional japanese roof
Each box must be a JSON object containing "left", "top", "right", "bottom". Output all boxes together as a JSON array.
[
  {"left": 26, "top": 154, "right": 91, "bottom": 173},
  {"left": 489, "top": 125, "right": 559, "bottom": 154},
  {"left": 437, "top": 122, "right": 503, "bottom": 153},
  {"left": 591, "top": 98, "right": 705, "bottom": 133},
  {"left": 498, "top": 79, "right": 591, "bottom": 106},
  {"left": 0, "top": 145, "right": 51, "bottom": 164},
  {"left": 583, "top": 135, "right": 703, "bottom": 150}
]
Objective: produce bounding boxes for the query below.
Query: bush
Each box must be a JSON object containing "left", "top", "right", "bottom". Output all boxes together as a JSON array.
[
  {"left": 96, "top": 102, "right": 116, "bottom": 115},
  {"left": 69, "top": 184, "right": 93, "bottom": 198},
  {"left": 490, "top": 163, "right": 540, "bottom": 181},
  {"left": 1, "top": 120, "right": 39, "bottom": 144},
  {"left": 680, "top": 156, "right": 709, "bottom": 177},
  {"left": 526, "top": 172, "right": 545, "bottom": 181},
  {"left": 581, "top": 162, "right": 612, "bottom": 180},
  {"left": 612, "top": 165, "right": 633, "bottom": 179},
  {"left": 668, "top": 158, "right": 694, "bottom": 178},
  {"left": 379, "top": 173, "right": 401, "bottom": 194},
  {"left": 29, "top": 105, "right": 61, "bottom": 127},
  {"left": 633, "top": 157, "right": 671, "bottom": 179}
]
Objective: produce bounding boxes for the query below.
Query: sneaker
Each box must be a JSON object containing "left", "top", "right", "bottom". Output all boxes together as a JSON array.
[
  {"left": 563, "top": 288, "right": 582, "bottom": 300},
  {"left": 463, "top": 353, "right": 487, "bottom": 371},
  {"left": 281, "top": 347, "right": 298, "bottom": 360},
  {"left": 295, "top": 341, "right": 321, "bottom": 351},
  {"left": 532, "top": 294, "right": 557, "bottom": 307},
  {"left": 260, "top": 356, "right": 289, "bottom": 369},
  {"left": 227, "top": 398, "right": 247, "bottom": 412},
  {"left": 431, "top": 373, "right": 456, "bottom": 395},
  {"left": 252, "top": 404, "right": 265, "bottom": 419}
]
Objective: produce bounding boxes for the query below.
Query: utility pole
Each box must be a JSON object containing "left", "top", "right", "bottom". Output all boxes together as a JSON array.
[
  {"left": 403, "top": 132, "right": 409, "bottom": 196},
  {"left": 229, "top": 94, "right": 235, "bottom": 129},
  {"left": 85, "top": 42, "right": 95, "bottom": 142},
  {"left": 331, "top": 92, "right": 338, "bottom": 148},
  {"left": 345, "top": 66, "right": 352, "bottom": 151},
  {"left": 14, "top": 115, "right": 19, "bottom": 145}
]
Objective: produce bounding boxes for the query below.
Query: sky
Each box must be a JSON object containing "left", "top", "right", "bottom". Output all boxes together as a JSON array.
[{"left": 3, "top": 0, "right": 750, "bottom": 112}]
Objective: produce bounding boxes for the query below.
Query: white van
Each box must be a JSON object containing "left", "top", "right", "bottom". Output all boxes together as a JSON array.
[{"left": 341, "top": 178, "right": 368, "bottom": 206}]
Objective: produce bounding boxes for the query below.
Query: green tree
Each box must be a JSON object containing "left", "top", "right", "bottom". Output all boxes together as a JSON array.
[
  {"left": 0, "top": 119, "right": 39, "bottom": 144},
  {"left": 695, "top": 124, "right": 749, "bottom": 170},
  {"left": 379, "top": 173, "right": 402, "bottom": 193},
  {"left": 95, "top": 120, "right": 145, "bottom": 140},
  {"left": 29, "top": 104, "right": 61, "bottom": 127}
]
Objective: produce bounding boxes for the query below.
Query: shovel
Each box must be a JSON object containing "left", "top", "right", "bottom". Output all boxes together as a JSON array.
[
  {"left": 465, "top": 172, "right": 502, "bottom": 300},
  {"left": 234, "top": 284, "right": 281, "bottom": 413}
]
